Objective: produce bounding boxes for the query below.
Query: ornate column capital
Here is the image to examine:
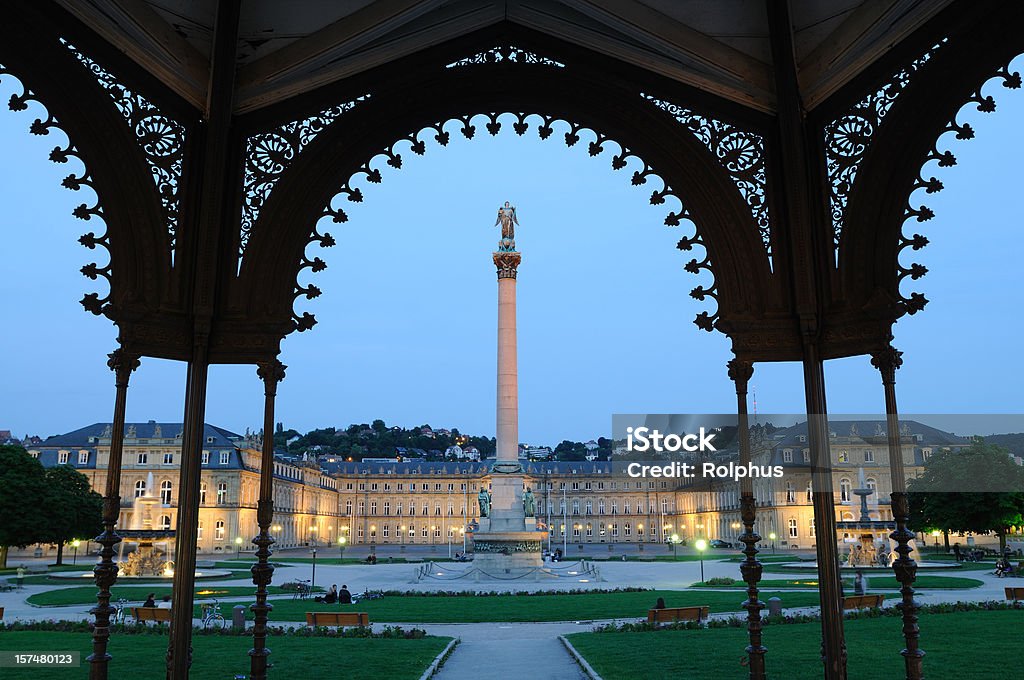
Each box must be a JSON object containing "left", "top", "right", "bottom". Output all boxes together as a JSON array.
[
  {"left": 493, "top": 251, "right": 522, "bottom": 279},
  {"left": 727, "top": 357, "right": 754, "bottom": 391},
  {"left": 870, "top": 345, "right": 903, "bottom": 384},
  {"left": 107, "top": 348, "right": 140, "bottom": 385},
  {"left": 257, "top": 359, "right": 287, "bottom": 395}
]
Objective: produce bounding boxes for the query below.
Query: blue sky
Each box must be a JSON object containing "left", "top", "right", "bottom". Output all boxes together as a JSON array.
[{"left": 1, "top": 56, "right": 1022, "bottom": 444}]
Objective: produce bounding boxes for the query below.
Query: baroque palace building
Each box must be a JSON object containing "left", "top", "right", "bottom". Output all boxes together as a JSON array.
[
  {"left": 29, "top": 422, "right": 340, "bottom": 555},
  {"left": 29, "top": 419, "right": 983, "bottom": 554}
]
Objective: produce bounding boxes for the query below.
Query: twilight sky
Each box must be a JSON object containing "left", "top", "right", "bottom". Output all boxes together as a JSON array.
[{"left": 1, "top": 56, "right": 1022, "bottom": 444}]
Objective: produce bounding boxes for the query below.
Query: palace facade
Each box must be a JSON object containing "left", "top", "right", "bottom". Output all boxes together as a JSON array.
[{"left": 29, "top": 419, "right": 980, "bottom": 554}]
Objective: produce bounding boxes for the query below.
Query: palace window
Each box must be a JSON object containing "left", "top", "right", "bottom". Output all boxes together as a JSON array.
[
  {"left": 435, "top": 483, "right": 442, "bottom": 491},
  {"left": 586, "top": 522, "right": 593, "bottom": 537},
  {"left": 572, "top": 524, "right": 581, "bottom": 537},
  {"left": 422, "top": 503, "right": 429, "bottom": 515},
  {"left": 806, "top": 481, "right": 813, "bottom": 502},
  {"left": 624, "top": 501, "right": 631, "bottom": 514},
  {"left": 371, "top": 483, "right": 378, "bottom": 491},
  {"left": 421, "top": 526, "right": 428, "bottom": 537},
  {"left": 809, "top": 518, "right": 816, "bottom": 537},
  {"left": 782, "top": 449, "right": 792, "bottom": 463},
  {"left": 624, "top": 523, "right": 631, "bottom": 536},
  {"left": 358, "top": 501, "right": 365, "bottom": 515},
  {"left": 345, "top": 500, "right": 353, "bottom": 515},
  {"left": 163, "top": 452, "right": 174, "bottom": 465},
  {"left": 199, "top": 483, "right": 207, "bottom": 505},
  {"left": 78, "top": 451, "right": 89, "bottom": 465},
  {"left": 598, "top": 500, "right": 605, "bottom": 514},
  {"left": 159, "top": 515, "right": 171, "bottom": 530},
  {"left": 585, "top": 500, "right": 592, "bottom": 515},
  {"left": 357, "top": 526, "right": 364, "bottom": 539},
  {"left": 661, "top": 499, "right": 669, "bottom": 513},
  {"left": 803, "top": 450, "right": 811, "bottom": 463},
  {"left": 215, "top": 521, "right": 225, "bottom": 540},
  {"left": 864, "top": 450, "right": 875, "bottom": 463},
  {"left": 610, "top": 501, "right": 617, "bottom": 515},
  {"left": 396, "top": 502, "right": 403, "bottom": 515},
  {"left": 611, "top": 524, "right": 619, "bottom": 537},
  {"left": 198, "top": 521, "right": 203, "bottom": 540},
  {"left": 788, "top": 518, "right": 798, "bottom": 538},
  {"left": 383, "top": 502, "right": 390, "bottom": 515},
  {"left": 202, "top": 452, "right": 210, "bottom": 465},
  {"left": 217, "top": 482, "right": 227, "bottom": 504},
  {"left": 135, "top": 480, "right": 146, "bottom": 498},
  {"left": 382, "top": 525, "right": 389, "bottom": 538},
  {"left": 384, "top": 483, "right": 391, "bottom": 491},
  {"left": 448, "top": 503, "right": 454, "bottom": 516},
  {"left": 448, "top": 483, "right": 455, "bottom": 491},
  {"left": 637, "top": 523, "right": 645, "bottom": 536},
  {"left": 219, "top": 451, "right": 230, "bottom": 465},
  {"left": 584, "top": 482, "right": 592, "bottom": 491},
  {"left": 572, "top": 500, "right": 580, "bottom": 515},
  {"left": 785, "top": 482, "right": 795, "bottom": 504},
  {"left": 572, "top": 482, "right": 580, "bottom": 490},
  {"left": 433, "top": 526, "right": 441, "bottom": 537},
  {"left": 866, "top": 478, "right": 877, "bottom": 492},
  {"left": 559, "top": 482, "right": 566, "bottom": 490},
  {"left": 370, "top": 501, "right": 377, "bottom": 515},
  {"left": 137, "top": 452, "right": 148, "bottom": 465},
  {"left": 58, "top": 451, "right": 69, "bottom": 464},
  {"left": 408, "top": 525, "right": 415, "bottom": 537},
  {"left": 160, "top": 480, "right": 172, "bottom": 505},
  {"left": 840, "top": 479, "right": 851, "bottom": 503},
  {"left": 838, "top": 451, "right": 849, "bottom": 463}
]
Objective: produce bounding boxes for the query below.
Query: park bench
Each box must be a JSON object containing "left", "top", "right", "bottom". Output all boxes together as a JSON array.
[
  {"left": 842, "top": 595, "right": 884, "bottom": 610},
  {"left": 0, "top": 579, "right": 13, "bottom": 592},
  {"left": 0, "top": 607, "right": 5, "bottom": 620},
  {"left": 1004, "top": 586, "right": 1024, "bottom": 602},
  {"left": 647, "top": 606, "right": 710, "bottom": 624},
  {"left": 131, "top": 607, "right": 172, "bottom": 624},
  {"left": 305, "top": 611, "right": 370, "bottom": 627}
]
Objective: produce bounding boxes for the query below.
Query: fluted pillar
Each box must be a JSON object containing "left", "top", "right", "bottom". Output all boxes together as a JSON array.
[
  {"left": 88, "top": 348, "right": 139, "bottom": 680},
  {"left": 729, "top": 358, "right": 766, "bottom": 679},
  {"left": 250, "top": 360, "right": 285, "bottom": 680},
  {"left": 871, "top": 345, "right": 923, "bottom": 680}
]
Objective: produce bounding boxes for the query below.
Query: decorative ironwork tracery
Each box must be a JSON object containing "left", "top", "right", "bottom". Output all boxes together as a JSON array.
[
  {"left": 641, "top": 93, "right": 770, "bottom": 255},
  {"left": 294, "top": 111, "right": 714, "bottom": 334},
  {"left": 446, "top": 45, "right": 564, "bottom": 68},
  {"left": 1, "top": 63, "right": 114, "bottom": 317},
  {"left": 60, "top": 40, "right": 185, "bottom": 254},
  {"left": 895, "top": 57, "right": 1022, "bottom": 316},
  {"left": 239, "top": 96, "right": 370, "bottom": 260},
  {"left": 825, "top": 40, "right": 947, "bottom": 247}
]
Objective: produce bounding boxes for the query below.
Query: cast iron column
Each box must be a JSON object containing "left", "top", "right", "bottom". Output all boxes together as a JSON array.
[
  {"left": 88, "top": 348, "right": 139, "bottom": 680},
  {"left": 166, "top": 338, "right": 210, "bottom": 678},
  {"left": 730, "top": 358, "right": 766, "bottom": 679},
  {"left": 871, "top": 345, "right": 923, "bottom": 680},
  {"left": 250, "top": 359, "right": 286, "bottom": 680}
]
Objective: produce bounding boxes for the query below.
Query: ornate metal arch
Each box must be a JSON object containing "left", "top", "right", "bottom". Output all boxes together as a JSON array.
[
  {"left": 0, "top": 21, "right": 180, "bottom": 338},
  {"left": 833, "top": 14, "right": 1024, "bottom": 336},
  {"left": 234, "top": 64, "right": 779, "bottom": 350}
]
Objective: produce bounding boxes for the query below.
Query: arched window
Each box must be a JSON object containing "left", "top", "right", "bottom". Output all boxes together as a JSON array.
[
  {"left": 217, "top": 482, "right": 227, "bottom": 504},
  {"left": 159, "top": 515, "right": 171, "bottom": 530},
  {"left": 866, "top": 477, "right": 877, "bottom": 492},
  {"left": 134, "top": 480, "right": 146, "bottom": 498},
  {"left": 840, "top": 478, "right": 851, "bottom": 503},
  {"left": 788, "top": 518, "right": 798, "bottom": 538},
  {"left": 805, "top": 481, "right": 813, "bottom": 503},
  {"left": 200, "top": 482, "right": 207, "bottom": 505},
  {"left": 215, "top": 520, "right": 225, "bottom": 540},
  {"left": 785, "top": 481, "right": 795, "bottom": 503},
  {"left": 160, "top": 480, "right": 172, "bottom": 505}
]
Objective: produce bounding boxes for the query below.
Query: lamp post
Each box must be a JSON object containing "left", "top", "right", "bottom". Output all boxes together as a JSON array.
[
  {"left": 461, "top": 527, "right": 466, "bottom": 555},
  {"left": 695, "top": 538, "right": 708, "bottom": 583},
  {"left": 71, "top": 539, "right": 80, "bottom": 565},
  {"left": 234, "top": 536, "right": 243, "bottom": 557},
  {"left": 338, "top": 536, "right": 346, "bottom": 561},
  {"left": 768, "top": 532, "right": 777, "bottom": 555},
  {"left": 931, "top": 530, "right": 941, "bottom": 554},
  {"left": 670, "top": 533, "right": 680, "bottom": 561},
  {"left": 311, "top": 547, "right": 317, "bottom": 592}
]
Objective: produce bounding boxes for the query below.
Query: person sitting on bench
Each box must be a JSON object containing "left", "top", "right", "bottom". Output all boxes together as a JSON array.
[{"left": 339, "top": 585, "right": 353, "bottom": 604}]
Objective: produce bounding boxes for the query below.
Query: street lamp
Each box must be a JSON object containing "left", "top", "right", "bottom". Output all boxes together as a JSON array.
[
  {"left": 234, "top": 536, "right": 243, "bottom": 557},
  {"left": 670, "top": 533, "right": 681, "bottom": 561},
  {"left": 931, "top": 529, "right": 941, "bottom": 554},
  {"left": 695, "top": 538, "right": 708, "bottom": 583},
  {"left": 71, "top": 539, "right": 80, "bottom": 565},
  {"left": 311, "top": 547, "right": 318, "bottom": 592},
  {"left": 338, "top": 536, "right": 346, "bottom": 561},
  {"left": 768, "top": 532, "right": 777, "bottom": 555}
]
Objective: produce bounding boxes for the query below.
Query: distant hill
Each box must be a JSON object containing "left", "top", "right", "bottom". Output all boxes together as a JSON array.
[{"left": 982, "top": 433, "right": 1024, "bottom": 457}]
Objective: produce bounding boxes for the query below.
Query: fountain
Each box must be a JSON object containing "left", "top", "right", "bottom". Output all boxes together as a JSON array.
[{"left": 118, "top": 472, "right": 176, "bottom": 576}]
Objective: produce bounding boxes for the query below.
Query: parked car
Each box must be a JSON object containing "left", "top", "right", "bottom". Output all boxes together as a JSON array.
[{"left": 709, "top": 539, "right": 735, "bottom": 549}]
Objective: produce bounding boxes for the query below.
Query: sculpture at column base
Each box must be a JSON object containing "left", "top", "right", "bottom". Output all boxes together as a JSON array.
[{"left": 491, "top": 461, "right": 523, "bottom": 474}]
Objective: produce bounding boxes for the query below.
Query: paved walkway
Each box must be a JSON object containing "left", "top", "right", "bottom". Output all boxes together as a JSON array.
[{"left": 426, "top": 622, "right": 587, "bottom": 680}]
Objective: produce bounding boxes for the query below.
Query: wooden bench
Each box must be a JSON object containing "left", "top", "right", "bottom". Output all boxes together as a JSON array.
[
  {"left": 1005, "top": 587, "right": 1024, "bottom": 602},
  {"left": 647, "top": 606, "right": 710, "bottom": 624},
  {"left": 305, "top": 611, "right": 369, "bottom": 627},
  {"left": 131, "top": 607, "right": 172, "bottom": 624},
  {"left": 0, "top": 607, "right": 5, "bottom": 620},
  {"left": 843, "top": 595, "right": 884, "bottom": 610}
]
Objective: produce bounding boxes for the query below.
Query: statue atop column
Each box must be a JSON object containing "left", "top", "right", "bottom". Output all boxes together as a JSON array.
[
  {"left": 478, "top": 488, "right": 492, "bottom": 518},
  {"left": 494, "top": 201, "right": 518, "bottom": 252}
]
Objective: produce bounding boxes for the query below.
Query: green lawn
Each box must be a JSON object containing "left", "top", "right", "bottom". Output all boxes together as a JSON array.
[
  {"left": 865, "top": 575, "right": 983, "bottom": 589},
  {"left": 26, "top": 584, "right": 317, "bottom": 607},
  {"left": 0, "top": 631, "right": 451, "bottom": 680},
  {"left": 218, "top": 590, "right": 827, "bottom": 624},
  {"left": 566, "top": 610, "right": 1024, "bottom": 680},
  {"left": 692, "top": 578, "right": 854, "bottom": 589}
]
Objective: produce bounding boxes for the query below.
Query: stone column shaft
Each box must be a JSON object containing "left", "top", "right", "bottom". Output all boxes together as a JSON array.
[{"left": 496, "top": 275, "right": 518, "bottom": 462}]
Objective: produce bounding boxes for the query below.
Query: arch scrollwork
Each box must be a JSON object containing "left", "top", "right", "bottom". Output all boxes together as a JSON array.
[{"left": 292, "top": 111, "right": 714, "bottom": 335}]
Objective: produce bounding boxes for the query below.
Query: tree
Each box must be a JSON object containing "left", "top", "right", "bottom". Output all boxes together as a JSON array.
[
  {"left": 371, "top": 419, "right": 387, "bottom": 434},
  {"left": 38, "top": 465, "right": 104, "bottom": 565},
  {"left": 0, "top": 445, "right": 49, "bottom": 568},
  {"left": 908, "top": 441, "right": 1024, "bottom": 553}
]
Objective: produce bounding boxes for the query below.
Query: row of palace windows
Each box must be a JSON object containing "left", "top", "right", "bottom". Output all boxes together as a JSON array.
[
  {"left": 782, "top": 478, "right": 878, "bottom": 504},
  {"left": 133, "top": 480, "right": 230, "bottom": 505},
  {"left": 554, "top": 522, "right": 660, "bottom": 538},
  {"left": 782, "top": 448, "right": 881, "bottom": 464},
  {"left": 347, "top": 480, "right": 673, "bottom": 492},
  {"left": 344, "top": 498, "right": 673, "bottom": 516},
  {"left": 137, "top": 514, "right": 230, "bottom": 541},
  {"left": 786, "top": 518, "right": 816, "bottom": 538}
]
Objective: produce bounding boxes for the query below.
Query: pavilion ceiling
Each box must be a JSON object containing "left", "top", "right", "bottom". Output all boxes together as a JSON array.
[{"left": 55, "top": 0, "right": 954, "bottom": 114}]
